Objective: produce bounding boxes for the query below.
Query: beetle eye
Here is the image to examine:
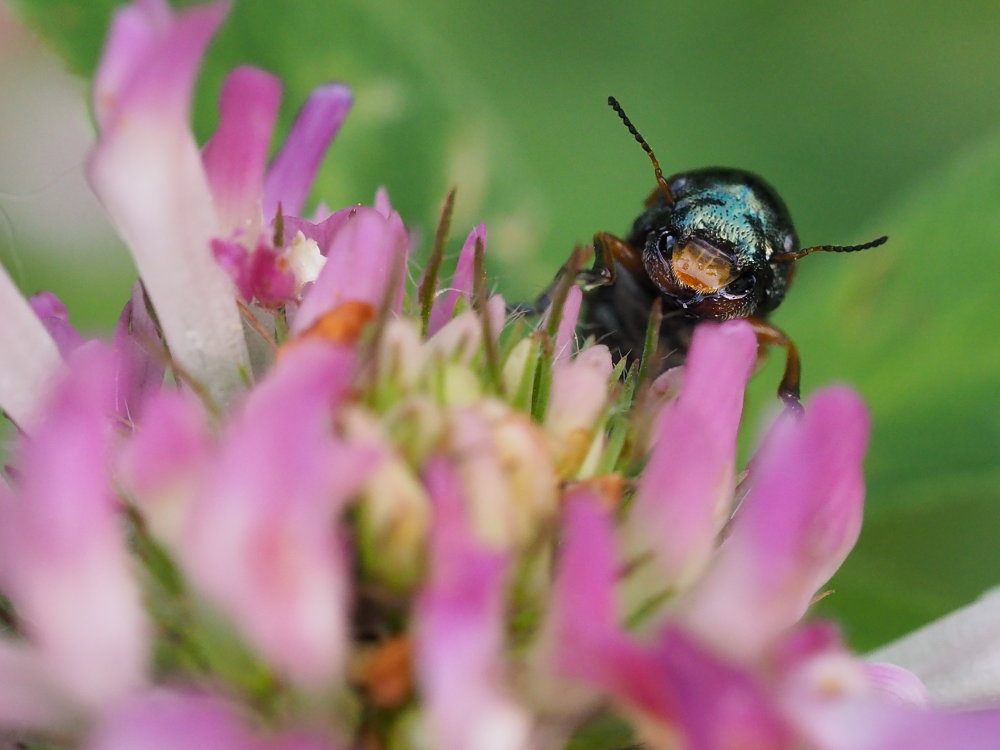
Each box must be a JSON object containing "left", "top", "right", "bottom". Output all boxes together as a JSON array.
[
  {"left": 725, "top": 273, "right": 756, "bottom": 297},
  {"left": 656, "top": 233, "right": 675, "bottom": 257}
]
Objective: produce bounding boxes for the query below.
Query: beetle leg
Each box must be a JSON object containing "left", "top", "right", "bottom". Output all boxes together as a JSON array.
[
  {"left": 747, "top": 317, "right": 803, "bottom": 413},
  {"left": 510, "top": 234, "right": 641, "bottom": 316},
  {"left": 578, "top": 232, "right": 642, "bottom": 289},
  {"left": 507, "top": 245, "right": 590, "bottom": 317}
]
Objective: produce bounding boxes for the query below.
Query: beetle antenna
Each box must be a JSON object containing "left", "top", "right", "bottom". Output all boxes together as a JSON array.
[
  {"left": 771, "top": 234, "right": 888, "bottom": 263},
  {"left": 608, "top": 96, "right": 674, "bottom": 206}
]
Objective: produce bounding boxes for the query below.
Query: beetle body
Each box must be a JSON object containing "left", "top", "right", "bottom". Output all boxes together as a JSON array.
[
  {"left": 583, "top": 167, "right": 797, "bottom": 371},
  {"left": 570, "top": 98, "right": 886, "bottom": 408}
]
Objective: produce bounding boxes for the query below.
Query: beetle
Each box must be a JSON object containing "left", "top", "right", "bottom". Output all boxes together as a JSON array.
[{"left": 568, "top": 96, "right": 887, "bottom": 409}]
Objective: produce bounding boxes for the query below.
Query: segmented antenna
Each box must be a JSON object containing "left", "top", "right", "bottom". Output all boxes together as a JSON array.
[
  {"left": 608, "top": 96, "right": 674, "bottom": 206},
  {"left": 771, "top": 235, "right": 888, "bottom": 263}
]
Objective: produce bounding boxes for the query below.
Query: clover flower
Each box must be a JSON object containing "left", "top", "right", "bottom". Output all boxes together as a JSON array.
[{"left": 3, "top": 1, "right": 1000, "bottom": 749}]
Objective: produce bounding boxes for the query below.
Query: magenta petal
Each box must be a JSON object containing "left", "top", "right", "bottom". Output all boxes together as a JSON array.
[
  {"left": 113, "top": 282, "right": 166, "bottom": 423},
  {"left": 427, "top": 223, "right": 485, "bottom": 337},
  {"left": 0, "top": 344, "right": 148, "bottom": 711},
  {"left": 211, "top": 239, "right": 296, "bottom": 307},
  {"left": 415, "top": 457, "right": 529, "bottom": 750},
  {"left": 263, "top": 83, "right": 353, "bottom": 219},
  {"left": 550, "top": 489, "right": 620, "bottom": 673},
  {"left": 677, "top": 387, "right": 869, "bottom": 659},
  {"left": 203, "top": 66, "right": 282, "bottom": 237},
  {"left": 182, "top": 341, "right": 376, "bottom": 685},
  {"left": 86, "top": 689, "right": 260, "bottom": 750},
  {"left": 293, "top": 207, "right": 408, "bottom": 334},
  {"left": 625, "top": 320, "right": 756, "bottom": 589},
  {"left": 549, "top": 492, "right": 679, "bottom": 720},
  {"left": 549, "top": 495, "right": 792, "bottom": 748},
  {"left": 28, "top": 291, "right": 85, "bottom": 357},
  {"left": 281, "top": 207, "right": 355, "bottom": 254},
  {"left": 651, "top": 627, "right": 794, "bottom": 750}
]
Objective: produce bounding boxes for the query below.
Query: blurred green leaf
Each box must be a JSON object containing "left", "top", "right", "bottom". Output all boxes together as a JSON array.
[{"left": 796, "top": 132, "right": 1000, "bottom": 649}]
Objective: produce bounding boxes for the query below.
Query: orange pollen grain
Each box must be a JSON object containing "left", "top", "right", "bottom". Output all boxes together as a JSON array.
[
  {"left": 301, "top": 300, "right": 377, "bottom": 345},
  {"left": 356, "top": 636, "right": 413, "bottom": 708},
  {"left": 564, "top": 474, "right": 627, "bottom": 511}
]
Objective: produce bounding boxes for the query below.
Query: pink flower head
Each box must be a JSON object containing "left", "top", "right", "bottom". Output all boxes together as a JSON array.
[
  {"left": 5, "top": 1, "right": 1000, "bottom": 747},
  {"left": 87, "top": 0, "right": 363, "bottom": 405}
]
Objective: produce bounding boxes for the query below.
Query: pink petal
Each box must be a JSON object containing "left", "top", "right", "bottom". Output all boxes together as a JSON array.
[
  {"left": 373, "top": 186, "right": 393, "bottom": 218},
  {"left": 549, "top": 343, "right": 612, "bottom": 416},
  {"left": 181, "top": 341, "right": 377, "bottom": 685},
  {"left": 864, "top": 663, "right": 931, "bottom": 707},
  {"left": 650, "top": 627, "right": 794, "bottom": 750},
  {"left": 783, "top": 664, "right": 1000, "bottom": 750},
  {"left": 88, "top": 0, "right": 250, "bottom": 406},
  {"left": 262, "top": 83, "right": 352, "bottom": 219},
  {"left": 624, "top": 320, "right": 756, "bottom": 590},
  {"left": 281, "top": 207, "right": 355, "bottom": 254},
  {"left": 428, "top": 294, "right": 505, "bottom": 365},
  {"left": 0, "top": 266, "right": 63, "bottom": 427},
  {"left": 0, "top": 641, "right": 60, "bottom": 730},
  {"left": 0, "top": 344, "right": 148, "bottom": 712},
  {"left": 202, "top": 66, "right": 282, "bottom": 237},
  {"left": 292, "top": 207, "right": 408, "bottom": 334},
  {"left": 415, "top": 457, "right": 530, "bottom": 750},
  {"left": 112, "top": 282, "right": 166, "bottom": 423},
  {"left": 545, "top": 345, "right": 612, "bottom": 469},
  {"left": 86, "top": 689, "right": 260, "bottom": 750},
  {"left": 118, "top": 388, "right": 213, "bottom": 546},
  {"left": 427, "top": 223, "right": 485, "bottom": 337},
  {"left": 676, "top": 387, "right": 869, "bottom": 660},
  {"left": 548, "top": 491, "right": 681, "bottom": 720},
  {"left": 550, "top": 489, "right": 620, "bottom": 673},
  {"left": 553, "top": 285, "right": 583, "bottom": 359},
  {"left": 28, "top": 291, "right": 84, "bottom": 357},
  {"left": 92, "top": 0, "right": 163, "bottom": 130},
  {"left": 549, "top": 494, "right": 792, "bottom": 748}
]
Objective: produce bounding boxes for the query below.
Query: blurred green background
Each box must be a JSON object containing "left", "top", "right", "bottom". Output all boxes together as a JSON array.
[{"left": 3, "top": 0, "right": 1000, "bottom": 650}]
